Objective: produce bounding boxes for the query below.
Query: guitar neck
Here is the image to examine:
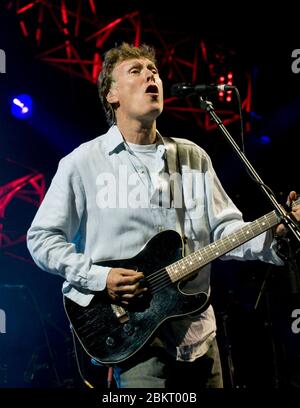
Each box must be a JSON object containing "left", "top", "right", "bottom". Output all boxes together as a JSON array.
[{"left": 166, "top": 210, "right": 280, "bottom": 283}]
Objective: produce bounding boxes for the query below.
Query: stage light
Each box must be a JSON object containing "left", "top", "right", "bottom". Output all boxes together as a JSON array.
[
  {"left": 259, "top": 135, "right": 271, "bottom": 144},
  {"left": 10, "top": 94, "right": 33, "bottom": 119},
  {"left": 217, "top": 72, "right": 234, "bottom": 102}
]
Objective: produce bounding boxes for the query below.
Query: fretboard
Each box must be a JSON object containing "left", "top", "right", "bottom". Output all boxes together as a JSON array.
[{"left": 166, "top": 210, "right": 280, "bottom": 283}]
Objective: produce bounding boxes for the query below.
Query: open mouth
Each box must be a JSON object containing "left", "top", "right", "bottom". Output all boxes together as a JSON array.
[{"left": 145, "top": 84, "right": 159, "bottom": 95}]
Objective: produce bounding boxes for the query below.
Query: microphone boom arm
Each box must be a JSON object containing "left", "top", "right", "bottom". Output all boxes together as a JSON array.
[{"left": 198, "top": 96, "right": 300, "bottom": 243}]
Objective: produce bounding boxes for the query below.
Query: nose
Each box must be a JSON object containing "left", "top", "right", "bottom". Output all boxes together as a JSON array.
[{"left": 146, "top": 69, "right": 155, "bottom": 82}]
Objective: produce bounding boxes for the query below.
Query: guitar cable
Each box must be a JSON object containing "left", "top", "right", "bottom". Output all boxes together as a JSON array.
[
  {"left": 71, "top": 327, "right": 115, "bottom": 388},
  {"left": 71, "top": 327, "right": 95, "bottom": 389},
  {"left": 107, "top": 366, "right": 113, "bottom": 388}
]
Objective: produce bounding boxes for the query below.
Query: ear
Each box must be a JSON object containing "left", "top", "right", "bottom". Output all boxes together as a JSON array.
[{"left": 106, "top": 88, "right": 119, "bottom": 104}]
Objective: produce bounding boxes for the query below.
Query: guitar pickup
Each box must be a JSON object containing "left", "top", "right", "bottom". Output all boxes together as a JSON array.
[{"left": 111, "top": 304, "right": 129, "bottom": 324}]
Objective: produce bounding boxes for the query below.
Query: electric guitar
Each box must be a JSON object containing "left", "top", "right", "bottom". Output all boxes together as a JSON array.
[{"left": 64, "top": 208, "right": 285, "bottom": 365}]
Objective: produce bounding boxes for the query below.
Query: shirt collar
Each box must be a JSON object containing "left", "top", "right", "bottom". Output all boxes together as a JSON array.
[
  {"left": 105, "top": 124, "right": 166, "bottom": 156},
  {"left": 105, "top": 125, "right": 126, "bottom": 155}
]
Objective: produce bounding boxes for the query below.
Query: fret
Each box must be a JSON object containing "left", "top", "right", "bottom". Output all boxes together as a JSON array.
[{"left": 166, "top": 210, "right": 280, "bottom": 283}]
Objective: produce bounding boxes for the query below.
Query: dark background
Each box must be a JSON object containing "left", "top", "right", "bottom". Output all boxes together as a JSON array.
[{"left": 0, "top": 1, "right": 299, "bottom": 389}]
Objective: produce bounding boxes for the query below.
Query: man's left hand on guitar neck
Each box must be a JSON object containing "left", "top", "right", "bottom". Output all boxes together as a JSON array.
[{"left": 275, "top": 190, "right": 300, "bottom": 237}]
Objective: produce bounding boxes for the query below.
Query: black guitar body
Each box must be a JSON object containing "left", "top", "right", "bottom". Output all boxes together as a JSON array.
[{"left": 64, "top": 230, "right": 209, "bottom": 365}]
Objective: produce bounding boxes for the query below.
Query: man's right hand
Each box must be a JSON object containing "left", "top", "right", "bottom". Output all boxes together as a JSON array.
[{"left": 106, "top": 268, "right": 147, "bottom": 304}]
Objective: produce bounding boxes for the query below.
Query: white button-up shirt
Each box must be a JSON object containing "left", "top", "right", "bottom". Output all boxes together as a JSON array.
[{"left": 27, "top": 125, "right": 282, "bottom": 361}]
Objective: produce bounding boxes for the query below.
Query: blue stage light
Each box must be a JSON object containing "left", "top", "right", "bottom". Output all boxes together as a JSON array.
[
  {"left": 259, "top": 135, "right": 271, "bottom": 144},
  {"left": 11, "top": 94, "right": 33, "bottom": 119}
]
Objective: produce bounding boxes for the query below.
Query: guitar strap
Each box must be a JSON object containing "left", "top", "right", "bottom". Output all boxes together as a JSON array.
[{"left": 161, "top": 136, "right": 187, "bottom": 254}]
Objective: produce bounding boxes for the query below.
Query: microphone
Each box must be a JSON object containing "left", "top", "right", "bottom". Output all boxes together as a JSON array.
[{"left": 171, "top": 83, "right": 235, "bottom": 97}]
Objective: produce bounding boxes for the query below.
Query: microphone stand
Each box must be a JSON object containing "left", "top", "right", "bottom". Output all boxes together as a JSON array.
[
  {"left": 198, "top": 95, "right": 300, "bottom": 388},
  {"left": 198, "top": 96, "right": 300, "bottom": 244}
]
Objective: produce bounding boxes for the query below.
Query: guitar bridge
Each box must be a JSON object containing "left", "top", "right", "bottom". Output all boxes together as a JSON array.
[{"left": 111, "top": 304, "right": 129, "bottom": 324}]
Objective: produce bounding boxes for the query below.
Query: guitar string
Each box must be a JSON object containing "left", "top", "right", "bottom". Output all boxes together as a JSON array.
[
  {"left": 146, "top": 263, "right": 196, "bottom": 289},
  {"left": 146, "top": 271, "right": 171, "bottom": 291},
  {"left": 145, "top": 240, "right": 238, "bottom": 292},
  {"left": 151, "top": 280, "right": 173, "bottom": 294},
  {"left": 143, "top": 265, "right": 182, "bottom": 293},
  {"left": 145, "top": 233, "right": 233, "bottom": 289},
  {"left": 144, "top": 211, "right": 277, "bottom": 293}
]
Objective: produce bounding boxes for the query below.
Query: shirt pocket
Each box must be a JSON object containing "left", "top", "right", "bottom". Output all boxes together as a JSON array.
[{"left": 182, "top": 168, "right": 205, "bottom": 220}]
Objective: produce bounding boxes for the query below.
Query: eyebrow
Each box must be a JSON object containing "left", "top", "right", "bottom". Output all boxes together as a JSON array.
[{"left": 127, "top": 60, "right": 158, "bottom": 71}]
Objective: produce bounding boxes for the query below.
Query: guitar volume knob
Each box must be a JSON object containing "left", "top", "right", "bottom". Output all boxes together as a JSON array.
[{"left": 106, "top": 336, "right": 115, "bottom": 347}]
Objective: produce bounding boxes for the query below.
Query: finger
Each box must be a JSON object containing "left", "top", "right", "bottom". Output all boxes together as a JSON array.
[
  {"left": 291, "top": 191, "right": 297, "bottom": 200},
  {"left": 291, "top": 208, "right": 300, "bottom": 222},
  {"left": 107, "top": 290, "right": 120, "bottom": 302},
  {"left": 121, "top": 287, "right": 148, "bottom": 299},
  {"left": 287, "top": 191, "right": 297, "bottom": 206},
  {"left": 116, "top": 285, "right": 136, "bottom": 294},
  {"left": 275, "top": 223, "right": 287, "bottom": 237},
  {"left": 119, "top": 274, "right": 145, "bottom": 286},
  {"left": 116, "top": 281, "right": 144, "bottom": 293},
  {"left": 109, "top": 292, "right": 130, "bottom": 305},
  {"left": 121, "top": 270, "right": 144, "bottom": 277},
  {"left": 121, "top": 293, "right": 136, "bottom": 299}
]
